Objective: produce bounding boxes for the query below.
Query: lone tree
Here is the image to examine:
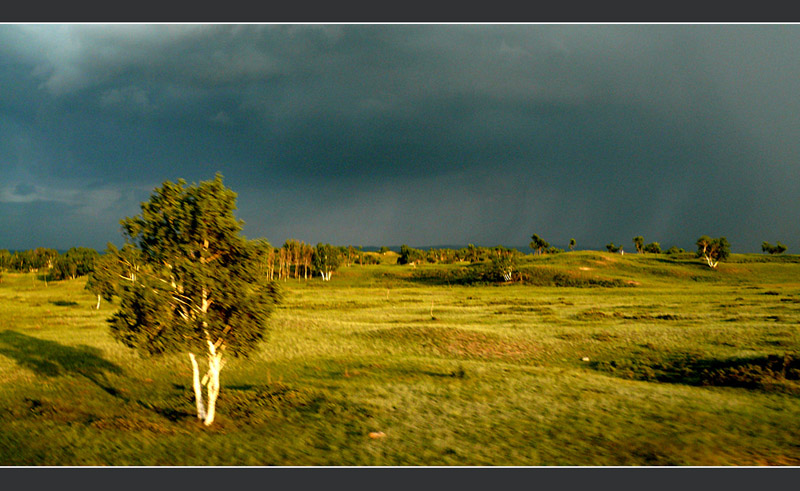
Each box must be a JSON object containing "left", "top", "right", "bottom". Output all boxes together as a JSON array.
[
  {"left": 762, "top": 241, "right": 788, "bottom": 254},
  {"left": 568, "top": 238, "right": 576, "bottom": 251},
  {"left": 530, "top": 234, "right": 550, "bottom": 255},
  {"left": 312, "top": 243, "right": 342, "bottom": 280},
  {"left": 633, "top": 236, "right": 644, "bottom": 254},
  {"left": 696, "top": 235, "right": 731, "bottom": 269},
  {"left": 490, "top": 246, "right": 517, "bottom": 281},
  {"left": 107, "top": 174, "right": 282, "bottom": 426}
]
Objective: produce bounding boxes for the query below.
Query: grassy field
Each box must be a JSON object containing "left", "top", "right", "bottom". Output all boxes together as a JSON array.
[{"left": 1, "top": 251, "right": 799, "bottom": 465}]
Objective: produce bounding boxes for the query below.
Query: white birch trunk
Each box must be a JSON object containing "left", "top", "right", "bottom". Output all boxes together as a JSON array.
[
  {"left": 703, "top": 253, "right": 719, "bottom": 269},
  {"left": 203, "top": 341, "right": 223, "bottom": 426},
  {"left": 189, "top": 352, "right": 207, "bottom": 420},
  {"left": 191, "top": 281, "right": 225, "bottom": 426},
  {"left": 95, "top": 294, "right": 101, "bottom": 310}
]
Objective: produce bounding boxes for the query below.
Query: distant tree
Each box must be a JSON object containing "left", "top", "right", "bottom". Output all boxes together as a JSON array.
[
  {"left": 568, "top": 238, "right": 576, "bottom": 251},
  {"left": 8, "top": 251, "right": 29, "bottom": 271},
  {"left": 762, "top": 241, "right": 788, "bottom": 254},
  {"left": 696, "top": 235, "right": 731, "bottom": 269},
  {"left": 606, "top": 242, "right": 620, "bottom": 253},
  {"left": 633, "top": 236, "right": 644, "bottom": 254},
  {"left": 643, "top": 242, "right": 661, "bottom": 254},
  {"left": 301, "top": 242, "right": 314, "bottom": 279},
  {"left": 425, "top": 248, "right": 439, "bottom": 264},
  {"left": 361, "top": 253, "right": 380, "bottom": 265},
  {"left": 281, "top": 239, "right": 301, "bottom": 279},
  {"left": 398, "top": 244, "right": 424, "bottom": 265},
  {"left": 344, "top": 245, "right": 359, "bottom": 267},
  {"left": 665, "top": 246, "right": 685, "bottom": 255},
  {"left": 490, "top": 253, "right": 516, "bottom": 282},
  {"left": 466, "top": 243, "right": 480, "bottom": 262},
  {"left": 312, "top": 243, "right": 343, "bottom": 280},
  {"left": 30, "top": 247, "right": 58, "bottom": 271},
  {"left": 85, "top": 243, "right": 141, "bottom": 309},
  {"left": 437, "top": 248, "right": 457, "bottom": 264},
  {"left": 530, "top": 234, "right": 550, "bottom": 255},
  {"left": 106, "top": 174, "right": 282, "bottom": 426},
  {"left": 52, "top": 256, "right": 77, "bottom": 281},
  {"left": 0, "top": 251, "right": 11, "bottom": 273},
  {"left": 0, "top": 249, "right": 10, "bottom": 271},
  {"left": 52, "top": 247, "right": 99, "bottom": 280}
]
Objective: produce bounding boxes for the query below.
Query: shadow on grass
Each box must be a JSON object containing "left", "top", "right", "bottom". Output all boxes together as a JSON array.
[
  {"left": 593, "top": 352, "right": 800, "bottom": 392},
  {"left": 0, "top": 329, "right": 123, "bottom": 397},
  {"left": 49, "top": 300, "right": 79, "bottom": 307},
  {"left": 0, "top": 330, "right": 202, "bottom": 423}
]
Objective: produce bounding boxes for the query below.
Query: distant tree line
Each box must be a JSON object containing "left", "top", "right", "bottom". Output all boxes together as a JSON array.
[
  {"left": 0, "top": 247, "right": 99, "bottom": 281},
  {"left": 0, "top": 247, "right": 59, "bottom": 273},
  {"left": 397, "top": 243, "right": 524, "bottom": 266},
  {"left": 260, "top": 240, "right": 379, "bottom": 282},
  {"left": 0, "top": 233, "right": 792, "bottom": 289}
]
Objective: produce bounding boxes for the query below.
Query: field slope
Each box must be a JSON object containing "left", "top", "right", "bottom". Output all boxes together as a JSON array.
[{"left": 1, "top": 252, "right": 799, "bottom": 465}]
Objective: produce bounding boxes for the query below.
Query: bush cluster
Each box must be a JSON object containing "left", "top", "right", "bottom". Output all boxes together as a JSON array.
[{"left": 411, "top": 264, "right": 631, "bottom": 288}]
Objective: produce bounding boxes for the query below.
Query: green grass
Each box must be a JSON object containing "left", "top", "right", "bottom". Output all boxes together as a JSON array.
[{"left": 1, "top": 252, "right": 800, "bottom": 465}]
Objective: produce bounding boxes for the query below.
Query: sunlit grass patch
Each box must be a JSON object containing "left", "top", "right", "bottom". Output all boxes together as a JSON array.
[{"left": 358, "top": 325, "right": 537, "bottom": 362}]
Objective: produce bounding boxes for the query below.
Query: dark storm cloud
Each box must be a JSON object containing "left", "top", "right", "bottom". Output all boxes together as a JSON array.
[
  {"left": 13, "top": 183, "right": 35, "bottom": 196},
  {"left": 0, "top": 24, "right": 798, "bottom": 251}
]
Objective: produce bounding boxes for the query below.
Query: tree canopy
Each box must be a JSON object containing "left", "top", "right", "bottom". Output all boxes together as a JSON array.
[
  {"left": 530, "top": 234, "right": 550, "bottom": 255},
  {"left": 762, "top": 241, "right": 788, "bottom": 254},
  {"left": 52, "top": 247, "right": 99, "bottom": 281},
  {"left": 312, "top": 243, "right": 343, "bottom": 280},
  {"left": 643, "top": 242, "right": 662, "bottom": 254},
  {"left": 633, "top": 236, "right": 644, "bottom": 253},
  {"left": 696, "top": 236, "right": 730, "bottom": 269},
  {"left": 106, "top": 174, "right": 282, "bottom": 426}
]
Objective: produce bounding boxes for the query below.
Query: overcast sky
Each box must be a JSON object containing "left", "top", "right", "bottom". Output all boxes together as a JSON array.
[{"left": 1, "top": 24, "right": 798, "bottom": 252}]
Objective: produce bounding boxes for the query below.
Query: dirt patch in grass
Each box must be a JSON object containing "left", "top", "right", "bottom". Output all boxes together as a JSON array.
[
  {"left": 575, "top": 309, "right": 620, "bottom": 321},
  {"left": 493, "top": 305, "right": 557, "bottom": 317},
  {"left": 626, "top": 313, "right": 684, "bottom": 321},
  {"left": 590, "top": 331, "right": 619, "bottom": 342},
  {"left": 574, "top": 309, "right": 684, "bottom": 322},
  {"left": 360, "top": 326, "right": 536, "bottom": 361}
]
